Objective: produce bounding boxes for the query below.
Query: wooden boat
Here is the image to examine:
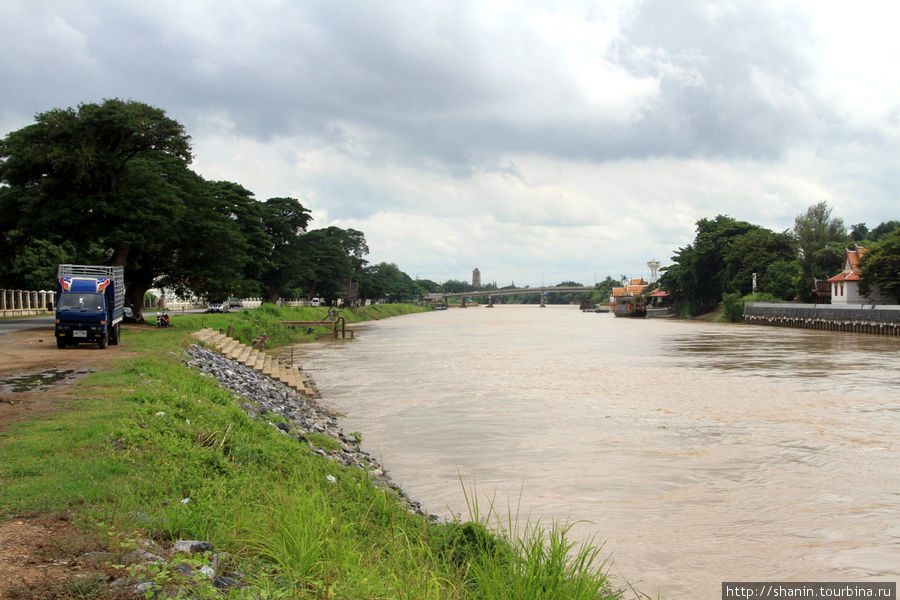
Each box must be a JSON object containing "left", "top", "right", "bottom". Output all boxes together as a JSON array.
[{"left": 613, "top": 296, "right": 647, "bottom": 318}]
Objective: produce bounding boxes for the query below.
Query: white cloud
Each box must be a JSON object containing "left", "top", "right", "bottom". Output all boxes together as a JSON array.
[{"left": 799, "top": 0, "right": 900, "bottom": 130}]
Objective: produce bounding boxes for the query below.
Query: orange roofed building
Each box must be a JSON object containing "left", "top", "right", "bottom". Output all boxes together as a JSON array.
[
  {"left": 611, "top": 278, "right": 648, "bottom": 302},
  {"left": 827, "top": 247, "right": 887, "bottom": 304}
]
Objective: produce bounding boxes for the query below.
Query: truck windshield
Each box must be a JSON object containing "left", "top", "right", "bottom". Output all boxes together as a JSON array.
[{"left": 58, "top": 293, "right": 105, "bottom": 311}]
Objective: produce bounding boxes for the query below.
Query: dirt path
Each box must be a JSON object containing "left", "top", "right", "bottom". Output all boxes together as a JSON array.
[
  {"left": 0, "top": 328, "right": 128, "bottom": 432},
  {"left": 0, "top": 327, "right": 135, "bottom": 599}
]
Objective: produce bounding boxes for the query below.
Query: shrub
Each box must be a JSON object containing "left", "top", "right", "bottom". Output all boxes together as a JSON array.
[{"left": 720, "top": 293, "right": 745, "bottom": 322}]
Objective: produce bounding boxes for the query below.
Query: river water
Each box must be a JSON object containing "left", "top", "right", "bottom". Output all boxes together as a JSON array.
[{"left": 289, "top": 305, "right": 899, "bottom": 599}]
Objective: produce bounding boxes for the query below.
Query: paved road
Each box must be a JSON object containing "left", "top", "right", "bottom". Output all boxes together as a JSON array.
[
  {"left": 1, "top": 306, "right": 232, "bottom": 335},
  {"left": 0, "top": 316, "right": 53, "bottom": 334}
]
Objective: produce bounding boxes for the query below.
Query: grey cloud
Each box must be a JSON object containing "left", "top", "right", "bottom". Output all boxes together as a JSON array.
[
  {"left": 2, "top": 0, "right": 837, "bottom": 169},
  {"left": 612, "top": 0, "right": 829, "bottom": 159}
]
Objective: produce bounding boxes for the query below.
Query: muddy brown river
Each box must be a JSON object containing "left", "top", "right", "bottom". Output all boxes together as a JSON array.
[{"left": 291, "top": 305, "right": 899, "bottom": 599}]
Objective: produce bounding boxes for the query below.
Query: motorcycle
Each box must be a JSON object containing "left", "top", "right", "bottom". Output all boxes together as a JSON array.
[{"left": 156, "top": 311, "right": 170, "bottom": 327}]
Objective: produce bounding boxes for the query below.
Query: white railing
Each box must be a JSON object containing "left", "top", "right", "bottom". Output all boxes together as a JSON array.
[
  {"left": 1, "top": 289, "right": 318, "bottom": 318},
  {"left": 0, "top": 289, "right": 55, "bottom": 317}
]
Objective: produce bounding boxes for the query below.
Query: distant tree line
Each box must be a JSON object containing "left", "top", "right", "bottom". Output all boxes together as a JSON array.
[
  {"left": 0, "top": 99, "right": 428, "bottom": 320},
  {"left": 437, "top": 205, "right": 897, "bottom": 311},
  {"left": 418, "top": 278, "right": 620, "bottom": 306},
  {"left": 656, "top": 203, "right": 899, "bottom": 315},
  {"left": 5, "top": 100, "right": 895, "bottom": 318}
]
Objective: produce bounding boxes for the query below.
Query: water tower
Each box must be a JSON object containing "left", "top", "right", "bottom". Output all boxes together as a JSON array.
[{"left": 647, "top": 259, "right": 661, "bottom": 284}]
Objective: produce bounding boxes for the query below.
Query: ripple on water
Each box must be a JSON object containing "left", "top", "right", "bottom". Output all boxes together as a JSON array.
[{"left": 292, "top": 307, "right": 900, "bottom": 599}]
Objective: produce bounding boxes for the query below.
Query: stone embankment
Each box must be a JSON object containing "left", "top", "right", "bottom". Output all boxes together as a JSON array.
[
  {"left": 185, "top": 330, "right": 431, "bottom": 518},
  {"left": 100, "top": 332, "right": 433, "bottom": 596},
  {"left": 191, "top": 327, "right": 316, "bottom": 396},
  {"left": 744, "top": 302, "right": 900, "bottom": 336}
]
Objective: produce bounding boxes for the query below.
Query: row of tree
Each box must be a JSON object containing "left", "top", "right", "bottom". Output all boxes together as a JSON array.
[
  {"left": 656, "top": 203, "right": 899, "bottom": 313},
  {"left": 2, "top": 99, "right": 895, "bottom": 318},
  {"left": 429, "top": 203, "right": 899, "bottom": 311},
  {"left": 0, "top": 99, "right": 428, "bottom": 320},
  {"left": 420, "top": 278, "right": 621, "bottom": 306}
]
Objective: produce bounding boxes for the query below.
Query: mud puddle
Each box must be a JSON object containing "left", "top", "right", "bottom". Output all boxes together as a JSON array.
[{"left": 0, "top": 369, "right": 94, "bottom": 394}]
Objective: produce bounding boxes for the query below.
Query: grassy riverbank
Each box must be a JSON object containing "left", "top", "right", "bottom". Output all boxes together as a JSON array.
[{"left": 1, "top": 304, "right": 624, "bottom": 599}]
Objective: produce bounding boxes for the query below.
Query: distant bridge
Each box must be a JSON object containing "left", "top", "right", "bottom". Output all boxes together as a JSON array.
[{"left": 424, "top": 286, "right": 597, "bottom": 307}]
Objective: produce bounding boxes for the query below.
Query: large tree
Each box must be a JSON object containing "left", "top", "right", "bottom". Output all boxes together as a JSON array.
[
  {"left": 0, "top": 99, "right": 200, "bottom": 319},
  {"left": 258, "top": 197, "right": 313, "bottom": 302},
  {"left": 363, "top": 262, "right": 422, "bottom": 303},
  {"left": 721, "top": 228, "right": 797, "bottom": 295},
  {"left": 659, "top": 215, "right": 758, "bottom": 314},
  {"left": 793, "top": 201, "right": 848, "bottom": 292},
  {"left": 155, "top": 178, "right": 257, "bottom": 306},
  {"left": 298, "top": 226, "right": 367, "bottom": 304},
  {"left": 762, "top": 260, "right": 804, "bottom": 301},
  {"left": 114, "top": 155, "right": 198, "bottom": 316},
  {"left": 859, "top": 229, "right": 900, "bottom": 303},
  {"left": 0, "top": 99, "right": 389, "bottom": 315},
  {"left": 870, "top": 220, "right": 900, "bottom": 242},
  {"left": 0, "top": 99, "right": 192, "bottom": 267},
  {"left": 590, "top": 276, "right": 620, "bottom": 306}
]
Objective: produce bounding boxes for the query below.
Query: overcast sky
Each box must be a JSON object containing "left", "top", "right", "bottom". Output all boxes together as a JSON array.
[{"left": 2, "top": 1, "right": 898, "bottom": 287}]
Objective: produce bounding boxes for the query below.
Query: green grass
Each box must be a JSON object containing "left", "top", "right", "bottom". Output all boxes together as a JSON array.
[
  {"left": 0, "top": 303, "right": 625, "bottom": 599},
  {"left": 170, "top": 302, "right": 430, "bottom": 347}
]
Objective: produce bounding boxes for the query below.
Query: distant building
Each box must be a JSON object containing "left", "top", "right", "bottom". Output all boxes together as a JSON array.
[
  {"left": 472, "top": 268, "right": 481, "bottom": 288},
  {"left": 828, "top": 247, "right": 887, "bottom": 304},
  {"left": 611, "top": 278, "right": 648, "bottom": 303}
]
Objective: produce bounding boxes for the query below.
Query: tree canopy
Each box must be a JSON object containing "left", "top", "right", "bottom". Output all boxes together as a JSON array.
[
  {"left": 859, "top": 229, "right": 900, "bottom": 303},
  {"left": 0, "top": 99, "right": 396, "bottom": 318},
  {"left": 2, "top": 100, "right": 895, "bottom": 314},
  {"left": 793, "top": 201, "right": 848, "bottom": 289},
  {"left": 658, "top": 215, "right": 775, "bottom": 314},
  {"left": 658, "top": 204, "right": 897, "bottom": 312}
]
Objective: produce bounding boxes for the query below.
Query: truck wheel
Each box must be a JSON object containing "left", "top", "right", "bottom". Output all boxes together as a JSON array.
[
  {"left": 110, "top": 324, "right": 120, "bottom": 345},
  {"left": 56, "top": 337, "right": 66, "bottom": 349},
  {"left": 98, "top": 333, "right": 108, "bottom": 349}
]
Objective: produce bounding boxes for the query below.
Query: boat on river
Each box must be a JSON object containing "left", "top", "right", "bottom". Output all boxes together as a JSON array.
[
  {"left": 611, "top": 277, "right": 649, "bottom": 317},
  {"left": 613, "top": 296, "right": 647, "bottom": 318}
]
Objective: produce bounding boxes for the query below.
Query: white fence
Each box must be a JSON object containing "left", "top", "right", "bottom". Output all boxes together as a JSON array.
[
  {"left": 0, "top": 289, "right": 55, "bottom": 317},
  {"left": 1, "top": 288, "right": 314, "bottom": 318},
  {"left": 160, "top": 299, "right": 311, "bottom": 311}
]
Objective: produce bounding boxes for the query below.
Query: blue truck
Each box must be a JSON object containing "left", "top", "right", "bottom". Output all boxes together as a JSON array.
[{"left": 54, "top": 264, "right": 125, "bottom": 349}]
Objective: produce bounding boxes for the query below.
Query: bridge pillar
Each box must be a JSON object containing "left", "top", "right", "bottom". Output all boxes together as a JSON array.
[
  {"left": 487, "top": 295, "right": 494, "bottom": 308},
  {"left": 540, "top": 288, "right": 546, "bottom": 307}
]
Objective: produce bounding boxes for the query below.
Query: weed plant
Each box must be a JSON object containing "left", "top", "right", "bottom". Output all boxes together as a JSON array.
[
  {"left": 717, "top": 292, "right": 778, "bottom": 323},
  {"left": 0, "top": 304, "right": 625, "bottom": 599}
]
